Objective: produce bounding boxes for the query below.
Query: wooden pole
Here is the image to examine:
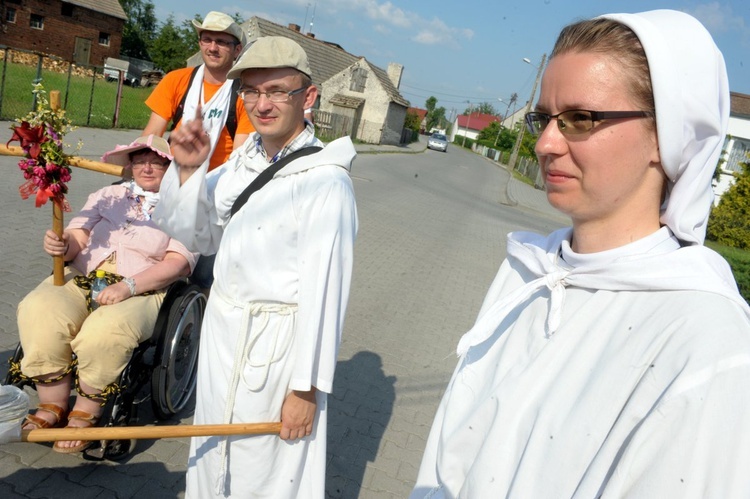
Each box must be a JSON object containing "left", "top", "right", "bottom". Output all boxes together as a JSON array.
[
  {"left": 22, "top": 422, "right": 283, "bottom": 442},
  {"left": 49, "top": 90, "right": 65, "bottom": 286},
  {"left": 0, "top": 145, "right": 124, "bottom": 177},
  {"left": 52, "top": 201, "right": 65, "bottom": 285}
]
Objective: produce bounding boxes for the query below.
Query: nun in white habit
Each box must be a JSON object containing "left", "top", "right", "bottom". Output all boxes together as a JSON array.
[{"left": 412, "top": 10, "right": 750, "bottom": 499}]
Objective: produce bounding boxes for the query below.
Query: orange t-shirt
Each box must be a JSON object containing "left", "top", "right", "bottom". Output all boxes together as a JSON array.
[{"left": 145, "top": 67, "right": 253, "bottom": 171}]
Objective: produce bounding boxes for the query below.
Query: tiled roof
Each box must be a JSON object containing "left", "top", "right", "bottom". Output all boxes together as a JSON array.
[
  {"left": 731, "top": 91, "right": 750, "bottom": 118},
  {"left": 63, "top": 0, "right": 127, "bottom": 20},
  {"left": 456, "top": 112, "right": 500, "bottom": 132},
  {"left": 408, "top": 107, "right": 428, "bottom": 120},
  {"left": 243, "top": 17, "right": 408, "bottom": 107}
]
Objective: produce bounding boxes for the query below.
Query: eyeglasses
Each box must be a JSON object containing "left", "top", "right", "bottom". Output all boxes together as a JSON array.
[
  {"left": 524, "top": 109, "right": 654, "bottom": 136},
  {"left": 199, "top": 36, "right": 238, "bottom": 49},
  {"left": 131, "top": 160, "right": 169, "bottom": 170},
  {"left": 237, "top": 86, "right": 309, "bottom": 104}
]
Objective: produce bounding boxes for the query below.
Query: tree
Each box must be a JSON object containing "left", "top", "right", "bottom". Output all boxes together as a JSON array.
[
  {"left": 707, "top": 154, "right": 750, "bottom": 249},
  {"left": 464, "top": 101, "right": 497, "bottom": 116},
  {"left": 404, "top": 111, "right": 421, "bottom": 133},
  {"left": 149, "top": 16, "right": 198, "bottom": 72},
  {"left": 425, "top": 96, "right": 437, "bottom": 113},
  {"left": 120, "top": 0, "right": 158, "bottom": 60},
  {"left": 477, "top": 122, "right": 515, "bottom": 150},
  {"left": 424, "top": 96, "right": 446, "bottom": 131}
]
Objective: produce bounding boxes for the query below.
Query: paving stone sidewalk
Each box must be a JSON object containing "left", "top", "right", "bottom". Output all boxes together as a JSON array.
[{"left": 0, "top": 124, "right": 565, "bottom": 498}]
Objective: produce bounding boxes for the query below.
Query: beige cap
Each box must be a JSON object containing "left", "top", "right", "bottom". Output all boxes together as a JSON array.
[
  {"left": 192, "top": 11, "right": 246, "bottom": 46},
  {"left": 227, "top": 36, "right": 312, "bottom": 80},
  {"left": 102, "top": 135, "right": 172, "bottom": 167}
]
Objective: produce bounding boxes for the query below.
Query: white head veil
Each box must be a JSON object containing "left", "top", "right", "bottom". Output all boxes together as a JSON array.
[{"left": 601, "top": 10, "right": 729, "bottom": 245}]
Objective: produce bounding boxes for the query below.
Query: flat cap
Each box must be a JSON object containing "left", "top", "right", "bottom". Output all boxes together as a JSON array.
[{"left": 227, "top": 36, "right": 312, "bottom": 79}]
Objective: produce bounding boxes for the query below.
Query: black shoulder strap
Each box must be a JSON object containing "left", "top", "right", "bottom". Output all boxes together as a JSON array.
[
  {"left": 169, "top": 66, "right": 201, "bottom": 131},
  {"left": 225, "top": 78, "right": 241, "bottom": 140},
  {"left": 230, "top": 146, "right": 323, "bottom": 219}
]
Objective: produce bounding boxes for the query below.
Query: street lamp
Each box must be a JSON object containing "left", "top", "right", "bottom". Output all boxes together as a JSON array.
[
  {"left": 507, "top": 54, "right": 547, "bottom": 171},
  {"left": 462, "top": 100, "right": 473, "bottom": 148}
]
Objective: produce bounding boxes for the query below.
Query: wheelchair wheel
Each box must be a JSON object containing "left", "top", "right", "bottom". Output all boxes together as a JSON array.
[{"left": 151, "top": 283, "right": 206, "bottom": 419}]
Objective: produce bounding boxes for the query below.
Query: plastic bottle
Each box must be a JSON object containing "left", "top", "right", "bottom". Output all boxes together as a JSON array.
[{"left": 90, "top": 269, "right": 107, "bottom": 310}]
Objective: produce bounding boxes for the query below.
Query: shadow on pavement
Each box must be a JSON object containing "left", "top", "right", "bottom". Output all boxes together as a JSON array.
[
  {"left": 0, "top": 461, "right": 184, "bottom": 498},
  {"left": 326, "top": 351, "right": 396, "bottom": 498}
]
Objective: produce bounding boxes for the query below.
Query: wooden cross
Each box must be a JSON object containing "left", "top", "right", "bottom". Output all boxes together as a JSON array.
[{"left": 1, "top": 90, "right": 124, "bottom": 285}]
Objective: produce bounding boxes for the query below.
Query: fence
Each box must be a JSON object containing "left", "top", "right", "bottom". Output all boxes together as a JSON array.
[
  {"left": 473, "top": 143, "right": 544, "bottom": 189},
  {"left": 0, "top": 45, "right": 152, "bottom": 129},
  {"left": 313, "top": 109, "right": 404, "bottom": 145}
]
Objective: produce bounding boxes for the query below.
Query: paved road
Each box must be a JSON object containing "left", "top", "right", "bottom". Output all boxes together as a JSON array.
[{"left": 0, "top": 127, "right": 566, "bottom": 498}]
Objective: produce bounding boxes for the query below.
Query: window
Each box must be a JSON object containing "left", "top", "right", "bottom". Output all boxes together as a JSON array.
[
  {"left": 350, "top": 67, "right": 367, "bottom": 93},
  {"left": 99, "top": 32, "right": 111, "bottom": 46},
  {"left": 30, "top": 14, "right": 44, "bottom": 30},
  {"left": 6, "top": 8, "right": 16, "bottom": 23},
  {"left": 61, "top": 4, "right": 74, "bottom": 16}
]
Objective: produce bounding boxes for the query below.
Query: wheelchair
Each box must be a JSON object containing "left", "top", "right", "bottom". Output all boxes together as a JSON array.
[{"left": 3, "top": 279, "right": 207, "bottom": 461}]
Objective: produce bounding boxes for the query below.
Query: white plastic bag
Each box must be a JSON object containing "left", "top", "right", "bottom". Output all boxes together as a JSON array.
[{"left": 0, "top": 385, "right": 29, "bottom": 444}]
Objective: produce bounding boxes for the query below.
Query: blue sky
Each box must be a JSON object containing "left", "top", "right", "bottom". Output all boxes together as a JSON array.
[{"left": 153, "top": 0, "right": 750, "bottom": 116}]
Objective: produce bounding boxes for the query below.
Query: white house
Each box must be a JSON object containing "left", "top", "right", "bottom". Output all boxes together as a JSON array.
[{"left": 714, "top": 92, "right": 750, "bottom": 204}]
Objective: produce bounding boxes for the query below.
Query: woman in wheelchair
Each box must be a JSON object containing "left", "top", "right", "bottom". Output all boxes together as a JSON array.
[{"left": 16, "top": 135, "right": 196, "bottom": 454}]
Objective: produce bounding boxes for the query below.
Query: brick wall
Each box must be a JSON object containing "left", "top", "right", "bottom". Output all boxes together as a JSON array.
[{"left": 1, "top": 0, "right": 124, "bottom": 65}]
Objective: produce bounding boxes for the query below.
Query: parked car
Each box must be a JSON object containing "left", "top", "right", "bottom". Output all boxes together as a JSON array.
[
  {"left": 103, "top": 57, "right": 142, "bottom": 87},
  {"left": 427, "top": 133, "right": 449, "bottom": 152}
]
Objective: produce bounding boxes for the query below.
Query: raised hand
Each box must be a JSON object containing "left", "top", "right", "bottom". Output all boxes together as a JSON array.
[{"left": 169, "top": 106, "right": 211, "bottom": 171}]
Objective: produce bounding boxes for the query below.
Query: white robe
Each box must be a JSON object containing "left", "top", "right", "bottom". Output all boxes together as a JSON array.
[
  {"left": 412, "top": 228, "right": 750, "bottom": 498},
  {"left": 154, "top": 135, "right": 358, "bottom": 498}
]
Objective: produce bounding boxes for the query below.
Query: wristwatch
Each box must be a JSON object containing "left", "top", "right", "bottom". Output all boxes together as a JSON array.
[{"left": 123, "top": 277, "right": 136, "bottom": 296}]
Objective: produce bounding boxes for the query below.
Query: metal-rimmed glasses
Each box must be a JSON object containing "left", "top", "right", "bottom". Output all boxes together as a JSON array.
[
  {"left": 524, "top": 109, "right": 654, "bottom": 136},
  {"left": 237, "top": 86, "right": 309, "bottom": 104},
  {"left": 131, "top": 160, "right": 169, "bottom": 170},
  {"left": 199, "top": 35, "right": 239, "bottom": 49}
]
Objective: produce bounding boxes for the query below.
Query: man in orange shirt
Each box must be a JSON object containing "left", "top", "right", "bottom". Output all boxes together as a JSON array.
[
  {"left": 144, "top": 11, "right": 253, "bottom": 171},
  {"left": 144, "top": 11, "right": 253, "bottom": 288}
]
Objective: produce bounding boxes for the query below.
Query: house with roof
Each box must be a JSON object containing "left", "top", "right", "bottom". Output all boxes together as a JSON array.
[
  {"left": 407, "top": 106, "right": 428, "bottom": 133},
  {"left": 714, "top": 91, "right": 750, "bottom": 203},
  {"left": 451, "top": 112, "right": 501, "bottom": 142},
  {"left": 0, "top": 0, "right": 126, "bottom": 66},
  {"left": 234, "top": 17, "right": 410, "bottom": 145}
]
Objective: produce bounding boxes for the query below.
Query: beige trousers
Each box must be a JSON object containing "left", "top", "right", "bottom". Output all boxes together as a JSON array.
[{"left": 17, "top": 267, "right": 165, "bottom": 390}]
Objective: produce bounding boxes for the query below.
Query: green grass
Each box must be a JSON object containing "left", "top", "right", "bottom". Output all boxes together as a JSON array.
[
  {"left": 512, "top": 170, "right": 535, "bottom": 187},
  {"left": 0, "top": 60, "right": 152, "bottom": 129},
  {"left": 706, "top": 240, "right": 750, "bottom": 303}
]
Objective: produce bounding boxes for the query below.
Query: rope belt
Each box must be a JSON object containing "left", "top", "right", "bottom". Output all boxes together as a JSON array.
[
  {"left": 74, "top": 270, "right": 154, "bottom": 312},
  {"left": 212, "top": 289, "right": 298, "bottom": 495},
  {"left": 7, "top": 357, "right": 121, "bottom": 406}
]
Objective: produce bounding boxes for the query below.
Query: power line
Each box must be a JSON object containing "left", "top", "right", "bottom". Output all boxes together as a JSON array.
[
  {"left": 399, "top": 71, "right": 537, "bottom": 105},
  {"left": 399, "top": 82, "right": 501, "bottom": 102}
]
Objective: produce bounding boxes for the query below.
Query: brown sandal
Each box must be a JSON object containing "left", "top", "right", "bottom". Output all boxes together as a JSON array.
[
  {"left": 23, "top": 403, "right": 67, "bottom": 430},
  {"left": 52, "top": 410, "right": 100, "bottom": 454}
]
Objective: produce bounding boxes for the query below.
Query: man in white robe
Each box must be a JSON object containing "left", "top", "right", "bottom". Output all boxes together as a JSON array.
[
  {"left": 412, "top": 10, "right": 750, "bottom": 499},
  {"left": 153, "top": 36, "right": 358, "bottom": 498}
]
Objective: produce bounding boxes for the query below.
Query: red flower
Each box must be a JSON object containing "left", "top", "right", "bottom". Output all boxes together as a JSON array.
[{"left": 7, "top": 121, "right": 46, "bottom": 159}]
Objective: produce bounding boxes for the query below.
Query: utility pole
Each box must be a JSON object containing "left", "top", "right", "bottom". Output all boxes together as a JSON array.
[
  {"left": 462, "top": 101, "right": 472, "bottom": 148},
  {"left": 494, "top": 97, "right": 513, "bottom": 147},
  {"left": 507, "top": 53, "right": 546, "bottom": 171}
]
